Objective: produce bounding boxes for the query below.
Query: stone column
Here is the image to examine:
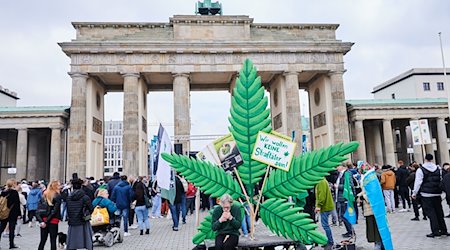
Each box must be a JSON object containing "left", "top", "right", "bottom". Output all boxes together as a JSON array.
[
  {"left": 122, "top": 73, "right": 140, "bottom": 176},
  {"left": 329, "top": 71, "right": 350, "bottom": 144},
  {"left": 354, "top": 120, "right": 367, "bottom": 161},
  {"left": 15, "top": 128, "right": 28, "bottom": 180},
  {"left": 373, "top": 123, "right": 384, "bottom": 164},
  {"left": 383, "top": 119, "right": 396, "bottom": 166},
  {"left": 67, "top": 72, "right": 88, "bottom": 179},
  {"left": 437, "top": 117, "right": 449, "bottom": 164},
  {"left": 50, "top": 128, "right": 61, "bottom": 181},
  {"left": 173, "top": 73, "right": 191, "bottom": 155},
  {"left": 284, "top": 72, "right": 302, "bottom": 154}
]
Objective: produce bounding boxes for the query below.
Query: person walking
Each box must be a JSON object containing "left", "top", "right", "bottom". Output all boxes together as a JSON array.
[
  {"left": 0, "top": 179, "right": 21, "bottom": 249},
  {"left": 37, "top": 180, "right": 62, "bottom": 250},
  {"left": 315, "top": 178, "right": 336, "bottom": 250},
  {"left": 14, "top": 185, "right": 26, "bottom": 237},
  {"left": 133, "top": 176, "right": 151, "bottom": 235},
  {"left": 412, "top": 154, "right": 449, "bottom": 237},
  {"left": 211, "top": 194, "right": 243, "bottom": 250},
  {"left": 407, "top": 163, "right": 427, "bottom": 221},
  {"left": 107, "top": 172, "right": 121, "bottom": 196},
  {"left": 380, "top": 165, "right": 396, "bottom": 213},
  {"left": 111, "top": 175, "right": 133, "bottom": 236},
  {"left": 186, "top": 182, "right": 197, "bottom": 215},
  {"left": 335, "top": 164, "right": 355, "bottom": 238},
  {"left": 396, "top": 160, "right": 411, "bottom": 211},
  {"left": 151, "top": 180, "right": 162, "bottom": 218},
  {"left": 169, "top": 174, "right": 184, "bottom": 231},
  {"left": 66, "top": 174, "right": 94, "bottom": 250},
  {"left": 26, "top": 182, "right": 42, "bottom": 227}
]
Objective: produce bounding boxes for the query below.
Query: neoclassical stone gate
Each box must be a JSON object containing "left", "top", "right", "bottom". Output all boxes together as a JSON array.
[{"left": 60, "top": 15, "right": 353, "bottom": 179}]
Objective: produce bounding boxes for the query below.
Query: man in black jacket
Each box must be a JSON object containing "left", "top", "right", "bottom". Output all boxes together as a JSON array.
[
  {"left": 442, "top": 163, "right": 450, "bottom": 217},
  {"left": 396, "top": 160, "right": 411, "bottom": 211},
  {"left": 107, "top": 172, "right": 121, "bottom": 195}
]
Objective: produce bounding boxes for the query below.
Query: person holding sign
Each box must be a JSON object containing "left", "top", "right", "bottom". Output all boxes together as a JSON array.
[{"left": 211, "top": 194, "right": 242, "bottom": 250}]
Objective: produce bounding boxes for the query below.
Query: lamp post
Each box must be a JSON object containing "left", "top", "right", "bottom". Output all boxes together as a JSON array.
[{"left": 439, "top": 32, "right": 449, "bottom": 118}]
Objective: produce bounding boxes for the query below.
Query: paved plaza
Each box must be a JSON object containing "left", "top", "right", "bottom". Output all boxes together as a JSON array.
[{"left": 6, "top": 203, "right": 450, "bottom": 250}]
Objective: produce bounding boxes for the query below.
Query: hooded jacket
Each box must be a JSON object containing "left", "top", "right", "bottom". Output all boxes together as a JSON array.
[
  {"left": 111, "top": 180, "right": 133, "bottom": 209},
  {"left": 66, "top": 189, "right": 93, "bottom": 226},
  {"left": 26, "top": 188, "right": 42, "bottom": 210},
  {"left": 413, "top": 162, "right": 442, "bottom": 197},
  {"left": 107, "top": 175, "right": 121, "bottom": 196},
  {"left": 380, "top": 170, "right": 396, "bottom": 190}
]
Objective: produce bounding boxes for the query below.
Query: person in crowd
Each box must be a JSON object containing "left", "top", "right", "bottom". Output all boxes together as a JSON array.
[
  {"left": 326, "top": 171, "right": 339, "bottom": 226},
  {"left": 37, "top": 180, "right": 62, "bottom": 250},
  {"left": 66, "top": 174, "right": 94, "bottom": 250},
  {"left": 200, "top": 191, "right": 211, "bottom": 211},
  {"left": 107, "top": 172, "right": 121, "bottom": 196},
  {"left": 169, "top": 174, "right": 184, "bottom": 231},
  {"left": 240, "top": 202, "right": 251, "bottom": 238},
  {"left": 412, "top": 154, "right": 449, "bottom": 237},
  {"left": 161, "top": 198, "right": 169, "bottom": 217},
  {"left": 60, "top": 182, "right": 72, "bottom": 222},
  {"left": 132, "top": 176, "right": 151, "bottom": 235},
  {"left": 151, "top": 179, "right": 162, "bottom": 218},
  {"left": 178, "top": 174, "right": 188, "bottom": 224},
  {"left": 315, "top": 178, "right": 336, "bottom": 250},
  {"left": 128, "top": 175, "right": 137, "bottom": 230},
  {"left": 396, "top": 160, "right": 411, "bottom": 211},
  {"left": 211, "top": 194, "right": 242, "bottom": 250},
  {"left": 89, "top": 177, "right": 99, "bottom": 191},
  {"left": 92, "top": 189, "right": 117, "bottom": 221},
  {"left": 14, "top": 185, "right": 26, "bottom": 237},
  {"left": 407, "top": 163, "right": 427, "bottom": 221},
  {"left": 358, "top": 183, "right": 384, "bottom": 250},
  {"left": 0, "top": 179, "right": 20, "bottom": 249},
  {"left": 186, "top": 181, "right": 197, "bottom": 216},
  {"left": 19, "top": 180, "right": 29, "bottom": 224},
  {"left": 111, "top": 175, "right": 133, "bottom": 237},
  {"left": 335, "top": 163, "right": 355, "bottom": 238},
  {"left": 380, "top": 165, "right": 396, "bottom": 213},
  {"left": 442, "top": 163, "right": 450, "bottom": 218},
  {"left": 27, "top": 182, "right": 42, "bottom": 227},
  {"left": 82, "top": 179, "right": 95, "bottom": 202}
]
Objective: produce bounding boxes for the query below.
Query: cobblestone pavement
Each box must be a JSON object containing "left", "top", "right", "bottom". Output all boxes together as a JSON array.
[{"left": 5, "top": 203, "right": 450, "bottom": 250}]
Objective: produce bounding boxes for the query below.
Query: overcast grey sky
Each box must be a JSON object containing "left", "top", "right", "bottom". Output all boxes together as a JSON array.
[{"left": 1, "top": 0, "right": 449, "bottom": 149}]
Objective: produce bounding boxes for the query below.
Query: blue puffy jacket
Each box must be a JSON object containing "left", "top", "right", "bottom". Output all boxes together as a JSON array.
[
  {"left": 26, "top": 188, "right": 42, "bottom": 210},
  {"left": 111, "top": 181, "right": 133, "bottom": 210}
]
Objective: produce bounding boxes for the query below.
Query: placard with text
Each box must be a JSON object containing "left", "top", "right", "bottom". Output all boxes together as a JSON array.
[{"left": 251, "top": 131, "right": 296, "bottom": 172}]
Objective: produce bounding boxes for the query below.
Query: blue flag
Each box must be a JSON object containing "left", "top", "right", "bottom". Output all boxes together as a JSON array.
[{"left": 343, "top": 171, "right": 357, "bottom": 224}]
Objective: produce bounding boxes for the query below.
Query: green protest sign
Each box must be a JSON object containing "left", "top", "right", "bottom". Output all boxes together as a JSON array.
[{"left": 251, "top": 131, "right": 296, "bottom": 172}]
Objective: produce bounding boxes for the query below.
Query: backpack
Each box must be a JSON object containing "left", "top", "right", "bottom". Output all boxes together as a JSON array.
[{"left": 0, "top": 194, "right": 10, "bottom": 220}]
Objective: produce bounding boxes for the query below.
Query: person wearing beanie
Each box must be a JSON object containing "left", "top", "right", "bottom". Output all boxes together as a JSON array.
[{"left": 412, "top": 154, "right": 449, "bottom": 238}]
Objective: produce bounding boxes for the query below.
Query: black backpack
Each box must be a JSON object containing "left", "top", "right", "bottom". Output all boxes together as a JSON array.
[{"left": 37, "top": 198, "right": 50, "bottom": 217}]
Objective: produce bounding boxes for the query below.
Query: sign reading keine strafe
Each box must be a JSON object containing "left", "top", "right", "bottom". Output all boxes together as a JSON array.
[
  {"left": 251, "top": 131, "right": 296, "bottom": 172},
  {"left": 410, "top": 119, "right": 432, "bottom": 145}
]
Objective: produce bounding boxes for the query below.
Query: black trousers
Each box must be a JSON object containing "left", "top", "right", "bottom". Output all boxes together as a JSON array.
[
  {"left": 28, "top": 209, "right": 36, "bottom": 222},
  {"left": 129, "top": 206, "right": 135, "bottom": 226},
  {"left": 399, "top": 186, "right": 411, "bottom": 209},
  {"left": 0, "top": 219, "right": 17, "bottom": 248},
  {"left": 422, "top": 196, "right": 447, "bottom": 234},
  {"left": 412, "top": 197, "right": 426, "bottom": 218},
  {"left": 394, "top": 187, "right": 399, "bottom": 208},
  {"left": 186, "top": 197, "right": 195, "bottom": 215},
  {"left": 215, "top": 234, "right": 239, "bottom": 250},
  {"left": 38, "top": 223, "right": 58, "bottom": 250}
]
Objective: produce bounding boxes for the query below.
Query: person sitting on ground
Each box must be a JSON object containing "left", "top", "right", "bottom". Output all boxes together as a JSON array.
[{"left": 211, "top": 194, "right": 243, "bottom": 250}]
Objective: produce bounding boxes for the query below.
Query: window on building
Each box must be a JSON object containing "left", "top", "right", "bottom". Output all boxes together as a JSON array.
[
  {"left": 423, "top": 82, "right": 430, "bottom": 91},
  {"left": 391, "top": 93, "right": 395, "bottom": 99},
  {"left": 437, "top": 82, "right": 444, "bottom": 91},
  {"left": 105, "top": 168, "right": 110, "bottom": 173},
  {"left": 104, "top": 161, "right": 107, "bottom": 166},
  {"left": 118, "top": 167, "right": 123, "bottom": 172}
]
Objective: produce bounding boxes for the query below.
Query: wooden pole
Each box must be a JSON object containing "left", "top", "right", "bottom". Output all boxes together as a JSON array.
[{"left": 234, "top": 169, "right": 255, "bottom": 239}]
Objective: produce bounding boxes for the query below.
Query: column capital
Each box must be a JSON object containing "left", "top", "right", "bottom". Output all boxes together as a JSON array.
[
  {"left": 172, "top": 72, "right": 190, "bottom": 79},
  {"left": 383, "top": 118, "right": 392, "bottom": 122},
  {"left": 283, "top": 71, "right": 299, "bottom": 77},
  {"left": 68, "top": 72, "right": 88, "bottom": 79},
  {"left": 328, "top": 70, "right": 346, "bottom": 76},
  {"left": 437, "top": 116, "right": 447, "bottom": 120},
  {"left": 121, "top": 72, "right": 140, "bottom": 78}
]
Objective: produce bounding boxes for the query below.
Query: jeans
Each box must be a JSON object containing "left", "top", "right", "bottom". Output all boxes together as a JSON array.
[
  {"left": 337, "top": 201, "right": 353, "bottom": 234},
  {"left": 169, "top": 203, "right": 181, "bottom": 229},
  {"left": 38, "top": 223, "right": 58, "bottom": 250},
  {"left": 60, "top": 201, "right": 67, "bottom": 221},
  {"left": 320, "top": 211, "right": 334, "bottom": 246},
  {"left": 180, "top": 193, "right": 187, "bottom": 223},
  {"left": 331, "top": 208, "right": 338, "bottom": 224},
  {"left": 241, "top": 207, "right": 251, "bottom": 236},
  {"left": 383, "top": 190, "right": 395, "bottom": 212},
  {"left": 117, "top": 208, "right": 130, "bottom": 232},
  {"left": 135, "top": 205, "right": 150, "bottom": 230},
  {"left": 151, "top": 194, "right": 162, "bottom": 217}
]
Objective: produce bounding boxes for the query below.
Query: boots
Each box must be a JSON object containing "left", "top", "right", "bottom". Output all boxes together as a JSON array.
[
  {"left": 140, "top": 230, "right": 143, "bottom": 235},
  {"left": 145, "top": 229, "right": 149, "bottom": 235}
]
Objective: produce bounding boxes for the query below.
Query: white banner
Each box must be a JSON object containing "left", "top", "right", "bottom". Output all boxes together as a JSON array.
[
  {"left": 418, "top": 119, "right": 432, "bottom": 145},
  {"left": 156, "top": 125, "right": 173, "bottom": 190},
  {"left": 409, "top": 119, "right": 432, "bottom": 145}
]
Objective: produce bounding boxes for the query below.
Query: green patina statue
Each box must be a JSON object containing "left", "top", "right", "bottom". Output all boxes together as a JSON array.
[{"left": 195, "top": 0, "right": 222, "bottom": 15}]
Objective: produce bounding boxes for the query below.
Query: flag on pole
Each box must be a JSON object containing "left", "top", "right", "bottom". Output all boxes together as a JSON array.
[
  {"left": 343, "top": 171, "right": 357, "bottom": 224},
  {"left": 156, "top": 124, "right": 173, "bottom": 190}
]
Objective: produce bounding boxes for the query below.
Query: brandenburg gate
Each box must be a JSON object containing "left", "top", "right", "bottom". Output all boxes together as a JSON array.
[{"left": 59, "top": 15, "right": 353, "bottom": 179}]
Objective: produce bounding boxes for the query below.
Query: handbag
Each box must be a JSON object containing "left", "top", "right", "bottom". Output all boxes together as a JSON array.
[{"left": 144, "top": 193, "right": 152, "bottom": 208}]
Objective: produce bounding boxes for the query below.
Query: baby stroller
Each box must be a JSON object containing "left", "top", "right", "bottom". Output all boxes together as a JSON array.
[{"left": 92, "top": 213, "right": 123, "bottom": 247}]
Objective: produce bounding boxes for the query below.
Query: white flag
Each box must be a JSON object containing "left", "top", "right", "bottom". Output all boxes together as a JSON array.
[{"left": 156, "top": 125, "right": 172, "bottom": 190}]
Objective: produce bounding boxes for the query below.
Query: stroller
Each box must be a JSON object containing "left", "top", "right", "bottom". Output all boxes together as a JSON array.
[{"left": 92, "top": 213, "right": 123, "bottom": 247}]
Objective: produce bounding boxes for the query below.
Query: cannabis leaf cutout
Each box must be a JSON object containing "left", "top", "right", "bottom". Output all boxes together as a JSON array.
[{"left": 161, "top": 59, "right": 358, "bottom": 246}]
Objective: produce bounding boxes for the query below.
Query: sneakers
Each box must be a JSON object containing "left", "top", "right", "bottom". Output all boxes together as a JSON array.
[
  {"left": 426, "top": 233, "right": 441, "bottom": 238},
  {"left": 9, "top": 245, "right": 20, "bottom": 249},
  {"left": 129, "top": 224, "right": 138, "bottom": 230},
  {"left": 123, "top": 232, "right": 131, "bottom": 237},
  {"left": 411, "top": 217, "right": 420, "bottom": 221},
  {"left": 341, "top": 232, "right": 352, "bottom": 238},
  {"left": 423, "top": 217, "right": 428, "bottom": 220},
  {"left": 15, "top": 234, "right": 22, "bottom": 237},
  {"left": 172, "top": 227, "right": 179, "bottom": 231},
  {"left": 399, "top": 209, "right": 407, "bottom": 213}
]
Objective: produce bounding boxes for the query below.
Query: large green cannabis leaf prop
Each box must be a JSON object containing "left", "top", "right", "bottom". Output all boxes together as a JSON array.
[{"left": 161, "top": 59, "right": 358, "bottom": 246}]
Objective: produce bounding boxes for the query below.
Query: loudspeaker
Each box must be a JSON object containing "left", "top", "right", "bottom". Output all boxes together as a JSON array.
[{"left": 174, "top": 143, "right": 183, "bottom": 155}]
